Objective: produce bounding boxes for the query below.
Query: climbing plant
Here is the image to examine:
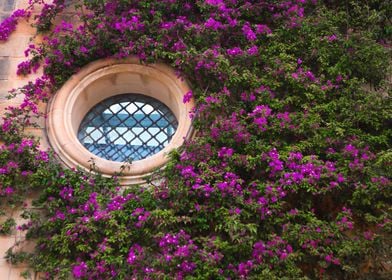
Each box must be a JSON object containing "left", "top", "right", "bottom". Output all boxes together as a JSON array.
[{"left": 0, "top": 0, "right": 391, "bottom": 279}]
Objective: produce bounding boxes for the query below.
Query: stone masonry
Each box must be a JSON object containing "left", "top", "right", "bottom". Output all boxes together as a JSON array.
[{"left": 0, "top": 1, "right": 46, "bottom": 279}]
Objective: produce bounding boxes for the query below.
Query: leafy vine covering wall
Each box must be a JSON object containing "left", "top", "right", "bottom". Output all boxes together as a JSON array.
[{"left": 0, "top": 0, "right": 391, "bottom": 279}]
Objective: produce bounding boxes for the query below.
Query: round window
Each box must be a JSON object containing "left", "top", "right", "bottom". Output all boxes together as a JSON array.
[
  {"left": 47, "top": 57, "right": 194, "bottom": 184},
  {"left": 77, "top": 94, "right": 178, "bottom": 162}
]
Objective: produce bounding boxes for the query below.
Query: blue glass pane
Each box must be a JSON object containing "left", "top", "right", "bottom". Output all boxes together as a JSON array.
[{"left": 77, "top": 94, "right": 178, "bottom": 162}]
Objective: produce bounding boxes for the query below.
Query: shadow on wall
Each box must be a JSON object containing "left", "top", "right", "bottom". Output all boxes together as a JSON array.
[
  {"left": 0, "top": 0, "right": 15, "bottom": 80},
  {"left": 0, "top": 0, "right": 16, "bottom": 21}
]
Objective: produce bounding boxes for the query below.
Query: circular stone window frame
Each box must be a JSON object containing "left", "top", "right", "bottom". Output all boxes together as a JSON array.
[{"left": 47, "top": 57, "right": 194, "bottom": 185}]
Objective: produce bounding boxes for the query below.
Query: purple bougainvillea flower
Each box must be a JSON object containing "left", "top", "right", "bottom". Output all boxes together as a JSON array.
[
  {"left": 72, "top": 262, "right": 88, "bottom": 278},
  {"left": 183, "top": 90, "right": 193, "bottom": 103}
]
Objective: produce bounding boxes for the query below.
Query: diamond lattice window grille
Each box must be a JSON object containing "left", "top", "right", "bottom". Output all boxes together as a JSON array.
[{"left": 77, "top": 94, "right": 178, "bottom": 162}]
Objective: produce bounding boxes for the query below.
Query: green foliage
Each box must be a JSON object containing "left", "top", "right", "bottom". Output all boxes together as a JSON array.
[
  {"left": 0, "top": 0, "right": 390, "bottom": 279},
  {"left": 0, "top": 218, "right": 16, "bottom": 235}
]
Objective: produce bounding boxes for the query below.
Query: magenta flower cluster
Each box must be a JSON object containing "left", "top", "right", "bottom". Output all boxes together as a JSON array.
[
  {"left": 0, "top": 9, "right": 26, "bottom": 41},
  {"left": 0, "top": 0, "right": 390, "bottom": 279}
]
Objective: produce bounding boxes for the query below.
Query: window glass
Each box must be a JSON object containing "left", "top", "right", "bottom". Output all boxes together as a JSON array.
[{"left": 77, "top": 94, "right": 178, "bottom": 162}]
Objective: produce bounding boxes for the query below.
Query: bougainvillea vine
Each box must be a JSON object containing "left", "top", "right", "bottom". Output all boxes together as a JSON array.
[{"left": 0, "top": 0, "right": 391, "bottom": 279}]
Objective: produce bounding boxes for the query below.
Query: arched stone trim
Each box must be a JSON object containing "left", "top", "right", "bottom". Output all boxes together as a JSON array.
[{"left": 47, "top": 57, "right": 194, "bottom": 184}]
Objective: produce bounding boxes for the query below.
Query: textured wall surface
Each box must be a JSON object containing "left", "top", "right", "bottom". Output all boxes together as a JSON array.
[{"left": 0, "top": 1, "right": 44, "bottom": 279}]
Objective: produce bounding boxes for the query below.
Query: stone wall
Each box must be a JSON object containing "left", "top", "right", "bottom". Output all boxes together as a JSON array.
[{"left": 0, "top": 1, "right": 45, "bottom": 279}]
